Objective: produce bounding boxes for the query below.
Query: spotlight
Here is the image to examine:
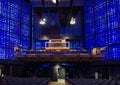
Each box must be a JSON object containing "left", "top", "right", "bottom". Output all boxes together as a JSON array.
[
  {"left": 39, "top": 18, "right": 46, "bottom": 25},
  {"left": 43, "top": 18, "right": 46, "bottom": 22},
  {"left": 52, "top": 0, "right": 56, "bottom": 4},
  {"left": 39, "top": 20, "right": 45, "bottom": 25},
  {"left": 70, "top": 17, "right": 76, "bottom": 25}
]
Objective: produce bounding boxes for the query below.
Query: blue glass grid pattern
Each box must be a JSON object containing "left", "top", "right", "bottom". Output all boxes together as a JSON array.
[
  {"left": 0, "top": 31, "right": 9, "bottom": 45},
  {"left": 0, "top": 44, "right": 6, "bottom": 59},
  {"left": 21, "top": 24, "right": 30, "bottom": 36},
  {"left": 10, "top": 7, "right": 21, "bottom": 21},
  {"left": 107, "top": 0, "right": 118, "bottom": 16},
  {"left": 11, "top": 0, "right": 21, "bottom": 9},
  {"left": 95, "top": 0, "right": 107, "bottom": 7},
  {"left": 0, "top": 0, "right": 31, "bottom": 59},
  {"left": 108, "top": 29, "right": 120, "bottom": 45},
  {"left": 84, "top": 0, "right": 120, "bottom": 60},
  {"left": 95, "top": 3, "right": 106, "bottom": 20},
  {"left": 0, "top": 0, "right": 10, "bottom": 5},
  {"left": 108, "top": 15, "right": 119, "bottom": 30},
  {"left": 0, "top": 16, "right": 9, "bottom": 31},
  {"left": 109, "top": 45, "right": 120, "bottom": 60},
  {"left": 96, "top": 32, "right": 108, "bottom": 47},
  {"left": 10, "top": 33, "right": 21, "bottom": 47},
  {"left": 95, "top": 19, "right": 107, "bottom": 33}
]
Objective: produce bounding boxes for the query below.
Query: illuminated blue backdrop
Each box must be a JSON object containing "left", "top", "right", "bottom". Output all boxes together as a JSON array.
[
  {"left": 0, "top": 0, "right": 31, "bottom": 59},
  {"left": 84, "top": 0, "right": 120, "bottom": 60}
]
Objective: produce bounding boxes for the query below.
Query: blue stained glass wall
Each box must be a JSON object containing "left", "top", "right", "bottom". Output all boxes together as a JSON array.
[
  {"left": 84, "top": 0, "right": 120, "bottom": 60},
  {"left": 0, "top": 0, "right": 31, "bottom": 59}
]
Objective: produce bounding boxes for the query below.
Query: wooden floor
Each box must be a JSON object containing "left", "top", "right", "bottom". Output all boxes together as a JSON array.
[{"left": 48, "top": 79, "right": 71, "bottom": 85}]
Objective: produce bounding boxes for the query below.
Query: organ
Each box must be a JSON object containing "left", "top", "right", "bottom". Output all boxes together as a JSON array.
[{"left": 45, "top": 39, "right": 70, "bottom": 51}]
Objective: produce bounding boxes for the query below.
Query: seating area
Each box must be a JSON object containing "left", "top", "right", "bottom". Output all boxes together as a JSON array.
[
  {"left": 1, "top": 77, "right": 120, "bottom": 85},
  {"left": 67, "top": 78, "right": 120, "bottom": 85},
  {"left": 1, "top": 77, "right": 50, "bottom": 85}
]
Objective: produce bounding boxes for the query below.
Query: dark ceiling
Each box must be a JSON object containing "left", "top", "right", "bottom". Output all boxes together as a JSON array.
[{"left": 29, "top": 0, "right": 85, "bottom": 7}]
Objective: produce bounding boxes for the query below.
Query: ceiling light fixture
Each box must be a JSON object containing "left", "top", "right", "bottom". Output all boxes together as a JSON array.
[
  {"left": 52, "top": 0, "right": 57, "bottom": 4},
  {"left": 70, "top": 17, "right": 76, "bottom": 25},
  {"left": 39, "top": 18, "right": 46, "bottom": 25}
]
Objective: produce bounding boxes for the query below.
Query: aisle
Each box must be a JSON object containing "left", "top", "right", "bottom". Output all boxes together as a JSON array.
[{"left": 48, "top": 79, "right": 71, "bottom": 85}]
